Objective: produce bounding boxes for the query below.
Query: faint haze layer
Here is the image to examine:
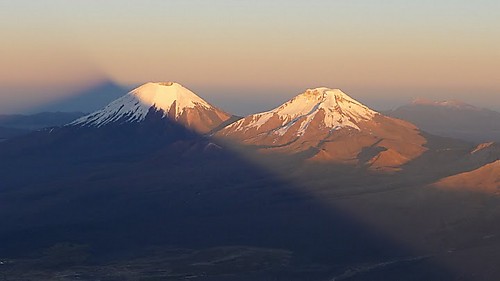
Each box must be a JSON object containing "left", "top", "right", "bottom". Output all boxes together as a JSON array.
[{"left": 0, "top": 0, "right": 499, "bottom": 114}]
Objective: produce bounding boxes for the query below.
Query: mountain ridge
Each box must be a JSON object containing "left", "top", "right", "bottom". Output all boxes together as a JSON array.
[
  {"left": 433, "top": 160, "right": 500, "bottom": 193},
  {"left": 386, "top": 99, "right": 500, "bottom": 143}
]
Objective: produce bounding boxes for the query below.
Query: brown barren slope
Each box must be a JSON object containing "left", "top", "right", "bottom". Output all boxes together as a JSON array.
[{"left": 433, "top": 160, "right": 500, "bottom": 194}]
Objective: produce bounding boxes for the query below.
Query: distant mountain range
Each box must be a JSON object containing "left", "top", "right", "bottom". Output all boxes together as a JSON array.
[
  {"left": 5, "top": 80, "right": 500, "bottom": 146},
  {"left": 4, "top": 82, "right": 498, "bottom": 185},
  {"left": 385, "top": 98, "right": 500, "bottom": 143},
  {"left": 0, "top": 111, "right": 85, "bottom": 140},
  {"left": 0, "top": 80, "right": 128, "bottom": 140},
  {"left": 1, "top": 82, "right": 499, "bottom": 280},
  {"left": 0, "top": 111, "right": 86, "bottom": 130},
  {"left": 2, "top": 83, "right": 498, "bottom": 184}
]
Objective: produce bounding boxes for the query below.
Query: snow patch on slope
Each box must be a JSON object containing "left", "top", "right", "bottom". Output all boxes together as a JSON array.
[
  {"left": 412, "top": 98, "right": 479, "bottom": 111},
  {"left": 471, "top": 142, "right": 495, "bottom": 154}
]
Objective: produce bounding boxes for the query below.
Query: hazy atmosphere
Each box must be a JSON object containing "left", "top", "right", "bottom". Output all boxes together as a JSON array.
[
  {"left": 2, "top": 2, "right": 500, "bottom": 280},
  {"left": 1, "top": 0, "right": 499, "bottom": 114}
]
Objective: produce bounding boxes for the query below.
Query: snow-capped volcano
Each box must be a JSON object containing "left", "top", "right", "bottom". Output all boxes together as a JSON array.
[
  {"left": 217, "top": 87, "right": 427, "bottom": 171},
  {"left": 71, "top": 82, "right": 232, "bottom": 133},
  {"left": 221, "top": 87, "right": 377, "bottom": 137}
]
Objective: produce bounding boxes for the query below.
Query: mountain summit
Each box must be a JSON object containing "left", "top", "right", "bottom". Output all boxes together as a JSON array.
[
  {"left": 218, "top": 87, "right": 426, "bottom": 170},
  {"left": 222, "top": 88, "right": 377, "bottom": 137},
  {"left": 71, "top": 82, "right": 232, "bottom": 133}
]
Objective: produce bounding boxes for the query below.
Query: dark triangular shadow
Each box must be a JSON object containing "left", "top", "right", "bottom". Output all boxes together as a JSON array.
[
  {"left": 30, "top": 80, "right": 128, "bottom": 114},
  {"left": 0, "top": 117, "right": 463, "bottom": 280}
]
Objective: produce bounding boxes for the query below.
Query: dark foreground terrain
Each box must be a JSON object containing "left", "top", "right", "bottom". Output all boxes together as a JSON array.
[{"left": 0, "top": 122, "right": 499, "bottom": 280}]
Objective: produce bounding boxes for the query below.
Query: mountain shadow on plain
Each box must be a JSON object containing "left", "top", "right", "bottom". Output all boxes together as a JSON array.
[{"left": 0, "top": 110, "right": 459, "bottom": 280}]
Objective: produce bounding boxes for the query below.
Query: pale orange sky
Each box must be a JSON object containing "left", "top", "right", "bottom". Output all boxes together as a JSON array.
[{"left": 0, "top": 0, "right": 499, "bottom": 114}]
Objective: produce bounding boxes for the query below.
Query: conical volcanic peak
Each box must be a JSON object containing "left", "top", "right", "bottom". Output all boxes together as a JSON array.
[
  {"left": 276, "top": 87, "right": 377, "bottom": 129},
  {"left": 217, "top": 87, "right": 426, "bottom": 170},
  {"left": 221, "top": 87, "right": 377, "bottom": 137},
  {"left": 70, "top": 82, "right": 232, "bottom": 133},
  {"left": 131, "top": 82, "right": 213, "bottom": 116}
]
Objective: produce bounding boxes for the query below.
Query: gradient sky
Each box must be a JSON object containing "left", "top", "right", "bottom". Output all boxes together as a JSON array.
[{"left": 1, "top": 0, "right": 499, "bottom": 114}]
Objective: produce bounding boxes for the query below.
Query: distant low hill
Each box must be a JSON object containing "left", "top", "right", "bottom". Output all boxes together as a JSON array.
[
  {"left": 0, "top": 112, "right": 86, "bottom": 140},
  {"left": 434, "top": 155, "right": 500, "bottom": 194},
  {"left": 0, "top": 80, "right": 129, "bottom": 141},
  {"left": 0, "top": 112, "right": 86, "bottom": 130},
  {"left": 385, "top": 98, "right": 500, "bottom": 143}
]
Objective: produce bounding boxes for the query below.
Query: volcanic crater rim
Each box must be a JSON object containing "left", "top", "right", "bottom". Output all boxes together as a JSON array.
[{"left": 158, "top": 82, "right": 174, "bottom": 86}]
